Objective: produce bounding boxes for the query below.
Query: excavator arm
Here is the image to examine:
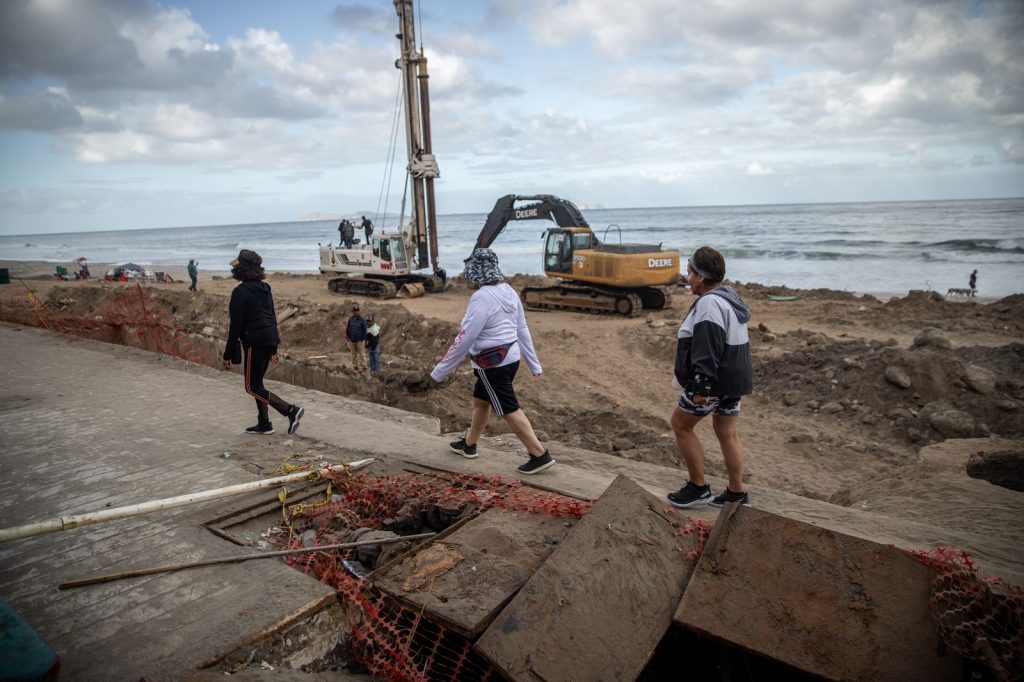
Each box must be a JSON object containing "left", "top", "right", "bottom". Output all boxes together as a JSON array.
[{"left": 472, "top": 194, "right": 591, "bottom": 251}]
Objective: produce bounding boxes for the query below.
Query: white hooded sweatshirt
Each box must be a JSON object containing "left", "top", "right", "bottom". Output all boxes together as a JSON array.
[{"left": 430, "top": 282, "right": 542, "bottom": 381}]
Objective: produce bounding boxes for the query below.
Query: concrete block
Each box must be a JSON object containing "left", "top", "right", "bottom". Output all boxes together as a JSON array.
[
  {"left": 675, "top": 504, "right": 961, "bottom": 681},
  {"left": 476, "top": 475, "right": 698, "bottom": 682}
]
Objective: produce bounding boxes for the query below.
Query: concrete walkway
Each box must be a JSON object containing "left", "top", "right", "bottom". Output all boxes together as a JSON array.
[{"left": 0, "top": 322, "right": 1019, "bottom": 679}]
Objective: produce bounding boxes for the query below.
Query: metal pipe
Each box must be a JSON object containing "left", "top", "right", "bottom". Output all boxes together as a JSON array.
[{"left": 59, "top": 531, "right": 436, "bottom": 589}]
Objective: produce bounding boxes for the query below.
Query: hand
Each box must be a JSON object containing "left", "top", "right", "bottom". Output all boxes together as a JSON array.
[
  {"left": 272, "top": 353, "right": 281, "bottom": 365},
  {"left": 693, "top": 393, "right": 710, "bottom": 406}
]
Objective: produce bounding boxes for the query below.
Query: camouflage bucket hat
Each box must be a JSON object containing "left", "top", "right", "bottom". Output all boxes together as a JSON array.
[{"left": 463, "top": 248, "right": 505, "bottom": 284}]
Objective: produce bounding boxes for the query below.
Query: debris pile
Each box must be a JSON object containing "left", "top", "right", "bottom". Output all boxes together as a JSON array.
[{"left": 267, "top": 471, "right": 1019, "bottom": 681}]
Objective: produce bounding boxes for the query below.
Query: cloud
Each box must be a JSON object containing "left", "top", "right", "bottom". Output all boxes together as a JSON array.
[
  {"left": 0, "top": 89, "right": 81, "bottom": 130},
  {"left": 329, "top": 3, "right": 392, "bottom": 34}
]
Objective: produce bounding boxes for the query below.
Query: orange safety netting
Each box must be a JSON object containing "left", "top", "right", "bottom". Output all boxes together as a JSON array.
[
  {"left": 909, "top": 546, "right": 1023, "bottom": 681},
  {"left": 18, "top": 283, "right": 216, "bottom": 365},
  {"left": 668, "top": 513, "right": 1022, "bottom": 678}
]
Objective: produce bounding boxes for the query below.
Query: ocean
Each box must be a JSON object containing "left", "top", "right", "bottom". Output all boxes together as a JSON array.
[{"left": 2, "top": 198, "right": 1022, "bottom": 298}]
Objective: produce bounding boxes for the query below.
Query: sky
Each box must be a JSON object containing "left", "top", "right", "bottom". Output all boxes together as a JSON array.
[{"left": 0, "top": 0, "right": 1022, "bottom": 235}]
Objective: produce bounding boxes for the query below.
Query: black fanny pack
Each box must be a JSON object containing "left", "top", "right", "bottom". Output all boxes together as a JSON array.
[{"left": 472, "top": 341, "right": 516, "bottom": 369}]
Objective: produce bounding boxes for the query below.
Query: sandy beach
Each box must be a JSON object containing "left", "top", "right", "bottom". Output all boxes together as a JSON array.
[{"left": 1, "top": 258, "right": 1022, "bottom": 584}]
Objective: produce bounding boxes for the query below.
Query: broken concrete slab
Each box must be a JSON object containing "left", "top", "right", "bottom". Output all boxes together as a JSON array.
[
  {"left": 370, "top": 507, "right": 575, "bottom": 639},
  {"left": 475, "top": 475, "right": 698, "bottom": 682},
  {"left": 675, "top": 504, "right": 962, "bottom": 681}
]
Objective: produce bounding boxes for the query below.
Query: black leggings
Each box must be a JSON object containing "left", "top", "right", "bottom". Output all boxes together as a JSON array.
[{"left": 245, "top": 345, "right": 291, "bottom": 424}]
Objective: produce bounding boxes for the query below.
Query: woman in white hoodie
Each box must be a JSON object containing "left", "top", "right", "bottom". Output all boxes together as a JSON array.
[{"left": 430, "top": 248, "right": 554, "bottom": 474}]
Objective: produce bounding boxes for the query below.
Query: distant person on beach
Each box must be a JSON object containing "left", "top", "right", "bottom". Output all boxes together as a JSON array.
[
  {"left": 345, "top": 303, "right": 368, "bottom": 370},
  {"left": 969, "top": 269, "right": 978, "bottom": 294},
  {"left": 361, "top": 216, "right": 374, "bottom": 244},
  {"left": 339, "top": 220, "right": 355, "bottom": 249},
  {"left": 365, "top": 313, "right": 382, "bottom": 373},
  {"left": 666, "top": 246, "right": 753, "bottom": 509},
  {"left": 222, "top": 249, "right": 304, "bottom": 436},
  {"left": 187, "top": 259, "right": 198, "bottom": 292},
  {"left": 430, "top": 248, "right": 553, "bottom": 475}
]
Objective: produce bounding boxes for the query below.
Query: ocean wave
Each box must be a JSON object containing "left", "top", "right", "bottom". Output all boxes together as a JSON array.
[{"left": 927, "top": 239, "right": 1024, "bottom": 254}]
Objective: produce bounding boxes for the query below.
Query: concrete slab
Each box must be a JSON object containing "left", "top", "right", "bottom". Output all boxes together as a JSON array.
[
  {"left": 475, "top": 475, "right": 698, "bottom": 682},
  {"left": 675, "top": 505, "right": 962, "bottom": 681}
]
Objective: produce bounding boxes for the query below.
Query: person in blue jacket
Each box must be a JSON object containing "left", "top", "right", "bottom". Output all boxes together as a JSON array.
[
  {"left": 222, "top": 249, "right": 304, "bottom": 436},
  {"left": 666, "top": 246, "right": 753, "bottom": 508},
  {"left": 345, "top": 304, "right": 368, "bottom": 370}
]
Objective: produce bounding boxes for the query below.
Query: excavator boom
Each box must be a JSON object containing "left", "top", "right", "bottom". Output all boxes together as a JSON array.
[{"left": 473, "top": 195, "right": 590, "bottom": 251}]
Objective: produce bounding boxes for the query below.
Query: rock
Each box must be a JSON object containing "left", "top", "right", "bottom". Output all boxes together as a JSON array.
[
  {"left": 805, "top": 399, "right": 820, "bottom": 410},
  {"left": 927, "top": 409, "right": 977, "bottom": 438},
  {"left": 805, "top": 332, "right": 828, "bottom": 346},
  {"left": 758, "top": 322, "right": 770, "bottom": 332},
  {"left": 788, "top": 432, "right": 815, "bottom": 443},
  {"left": 820, "top": 401, "right": 844, "bottom": 415},
  {"left": 884, "top": 366, "right": 912, "bottom": 389},
  {"left": 913, "top": 328, "right": 951, "bottom": 349},
  {"left": 535, "top": 430, "right": 551, "bottom": 441},
  {"left": 782, "top": 390, "right": 801, "bottom": 406},
  {"left": 996, "top": 401, "right": 1020, "bottom": 412},
  {"left": 612, "top": 438, "right": 633, "bottom": 452},
  {"left": 907, "top": 427, "right": 923, "bottom": 442},
  {"left": 888, "top": 408, "right": 914, "bottom": 421},
  {"left": 842, "top": 357, "right": 866, "bottom": 370},
  {"left": 202, "top": 325, "right": 214, "bottom": 335},
  {"left": 761, "top": 332, "right": 777, "bottom": 343},
  {"left": 962, "top": 365, "right": 996, "bottom": 395},
  {"left": 966, "top": 451, "right": 1024, "bottom": 492},
  {"left": 861, "top": 412, "right": 881, "bottom": 425}
]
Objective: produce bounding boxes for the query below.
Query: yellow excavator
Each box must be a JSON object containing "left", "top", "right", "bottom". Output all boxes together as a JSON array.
[{"left": 471, "top": 194, "right": 680, "bottom": 316}]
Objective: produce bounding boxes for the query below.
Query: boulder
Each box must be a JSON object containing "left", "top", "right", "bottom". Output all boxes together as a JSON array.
[
  {"left": 966, "top": 450, "right": 1024, "bottom": 492},
  {"left": 913, "top": 327, "right": 951, "bottom": 349},
  {"left": 962, "top": 365, "right": 996, "bottom": 395},
  {"left": 884, "top": 366, "right": 912, "bottom": 389},
  {"left": 820, "top": 401, "right": 844, "bottom": 415},
  {"left": 927, "top": 409, "right": 977, "bottom": 438}
]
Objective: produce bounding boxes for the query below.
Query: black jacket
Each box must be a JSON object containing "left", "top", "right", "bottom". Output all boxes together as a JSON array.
[
  {"left": 224, "top": 281, "right": 281, "bottom": 361},
  {"left": 674, "top": 286, "right": 753, "bottom": 397}
]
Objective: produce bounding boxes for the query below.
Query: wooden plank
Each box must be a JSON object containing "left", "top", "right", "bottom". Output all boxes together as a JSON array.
[
  {"left": 475, "top": 475, "right": 698, "bottom": 682},
  {"left": 371, "top": 507, "right": 577, "bottom": 639},
  {"left": 674, "top": 505, "right": 962, "bottom": 681}
]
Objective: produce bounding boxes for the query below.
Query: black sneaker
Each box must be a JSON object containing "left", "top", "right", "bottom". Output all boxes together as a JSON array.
[
  {"left": 287, "top": 405, "right": 304, "bottom": 435},
  {"left": 666, "top": 481, "right": 712, "bottom": 508},
  {"left": 709, "top": 488, "right": 750, "bottom": 507},
  {"left": 517, "top": 451, "right": 555, "bottom": 475},
  {"left": 449, "top": 437, "right": 478, "bottom": 459},
  {"left": 246, "top": 422, "right": 274, "bottom": 435}
]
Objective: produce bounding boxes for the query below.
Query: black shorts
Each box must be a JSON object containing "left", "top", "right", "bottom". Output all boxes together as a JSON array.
[{"left": 473, "top": 360, "right": 520, "bottom": 416}]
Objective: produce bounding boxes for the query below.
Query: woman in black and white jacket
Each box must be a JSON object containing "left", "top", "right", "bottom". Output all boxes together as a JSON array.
[{"left": 666, "top": 246, "right": 753, "bottom": 509}]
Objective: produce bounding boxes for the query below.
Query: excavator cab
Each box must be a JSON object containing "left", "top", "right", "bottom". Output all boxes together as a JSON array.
[{"left": 543, "top": 229, "right": 595, "bottom": 275}]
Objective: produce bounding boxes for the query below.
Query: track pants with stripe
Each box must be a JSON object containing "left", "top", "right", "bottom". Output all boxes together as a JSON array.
[{"left": 246, "top": 345, "right": 292, "bottom": 426}]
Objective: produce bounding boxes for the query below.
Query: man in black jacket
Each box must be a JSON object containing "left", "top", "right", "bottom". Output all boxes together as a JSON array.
[
  {"left": 344, "top": 304, "right": 368, "bottom": 370},
  {"left": 222, "top": 249, "right": 304, "bottom": 435}
]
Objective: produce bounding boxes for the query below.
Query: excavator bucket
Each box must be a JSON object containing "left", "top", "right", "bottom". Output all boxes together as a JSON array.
[{"left": 397, "top": 282, "right": 426, "bottom": 298}]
